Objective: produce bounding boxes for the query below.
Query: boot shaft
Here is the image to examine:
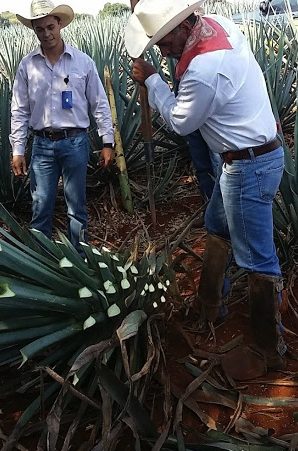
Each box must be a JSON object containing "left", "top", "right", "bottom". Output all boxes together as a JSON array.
[
  {"left": 248, "top": 272, "right": 286, "bottom": 360},
  {"left": 197, "top": 234, "right": 231, "bottom": 322}
]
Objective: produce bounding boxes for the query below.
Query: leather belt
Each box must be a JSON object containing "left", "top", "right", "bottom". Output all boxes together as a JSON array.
[
  {"left": 34, "top": 128, "right": 86, "bottom": 141},
  {"left": 221, "top": 137, "right": 281, "bottom": 164}
]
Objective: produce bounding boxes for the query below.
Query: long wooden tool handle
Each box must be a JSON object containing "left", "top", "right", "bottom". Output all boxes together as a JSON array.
[
  {"left": 130, "top": 0, "right": 153, "bottom": 145},
  {"left": 130, "top": 0, "right": 156, "bottom": 227}
]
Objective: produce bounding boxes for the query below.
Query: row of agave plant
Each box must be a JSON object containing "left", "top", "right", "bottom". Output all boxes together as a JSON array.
[
  {"left": 0, "top": 4, "right": 297, "bottom": 450},
  {"left": 0, "top": 6, "right": 297, "bottom": 252},
  {"left": 0, "top": 14, "right": 187, "bottom": 210}
]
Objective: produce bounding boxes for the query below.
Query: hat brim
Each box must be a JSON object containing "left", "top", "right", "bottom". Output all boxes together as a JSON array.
[
  {"left": 125, "top": 1, "right": 204, "bottom": 58},
  {"left": 16, "top": 5, "right": 74, "bottom": 29}
]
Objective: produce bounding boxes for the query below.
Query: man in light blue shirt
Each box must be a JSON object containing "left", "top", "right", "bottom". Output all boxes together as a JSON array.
[{"left": 10, "top": 0, "right": 114, "bottom": 251}]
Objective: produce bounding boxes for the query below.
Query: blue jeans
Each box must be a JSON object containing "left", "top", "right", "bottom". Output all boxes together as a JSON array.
[
  {"left": 205, "top": 147, "right": 284, "bottom": 276},
  {"left": 187, "top": 130, "right": 221, "bottom": 200},
  {"left": 30, "top": 132, "right": 89, "bottom": 250},
  {"left": 174, "top": 77, "right": 219, "bottom": 200}
]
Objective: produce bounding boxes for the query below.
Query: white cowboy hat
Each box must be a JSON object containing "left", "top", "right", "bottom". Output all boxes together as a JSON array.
[
  {"left": 16, "top": 0, "right": 74, "bottom": 30},
  {"left": 125, "top": 0, "right": 204, "bottom": 58}
]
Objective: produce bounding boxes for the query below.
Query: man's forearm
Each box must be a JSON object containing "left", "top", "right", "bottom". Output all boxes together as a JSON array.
[{"left": 10, "top": 110, "right": 30, "bottom": 156}]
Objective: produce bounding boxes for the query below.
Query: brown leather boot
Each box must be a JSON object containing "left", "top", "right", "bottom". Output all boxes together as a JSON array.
[
  {"left": 197, "top": 234, "right": 231, "bottom": 326},
  {"left": 248, "top": 272, "right": 287, "bottom": 369},
  {"left": 221, "top": 273, "right": 287, "bottom": 381}
]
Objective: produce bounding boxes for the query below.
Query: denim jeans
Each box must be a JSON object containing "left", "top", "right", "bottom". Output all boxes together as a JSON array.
[
  {"left": 205, "top": 147, "right": 284, "bottom": 276},
  {"left": 30, "top": 132, "right": 89, "bottom": 250},
  {"left": 174, "top": 78, "right": 219, "bottom": 200},
  {"left": 187, "top": 129, "right": 221, "bottom": 200}
]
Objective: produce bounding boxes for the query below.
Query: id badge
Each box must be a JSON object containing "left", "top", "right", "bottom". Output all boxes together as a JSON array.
[{"left": 62, "top": 90, "right": 72, "bottom": 109}]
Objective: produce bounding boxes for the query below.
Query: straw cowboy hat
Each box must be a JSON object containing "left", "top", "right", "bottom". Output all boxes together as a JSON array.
[
  {"left": 16, "top": 0, "right": 74, "bottom": 30},
  {"left": 125, "top": 0, "right": 204, "bottom": 58}
]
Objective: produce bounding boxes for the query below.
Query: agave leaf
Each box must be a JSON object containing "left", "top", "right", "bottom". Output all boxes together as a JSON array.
[
  {"left": 0, "top": 320, "right": 74, "bottom": 348},
  {"left": 124, "top": 289, "right": 137, "bottom": 308},
  {"left": 93, "top": 256, "right": 117, "bottom": 283},
  {"left": 78, "top": 286, "right": 93, "bottom": 298},
  {"left": 0, "top": 350, "right": 22, "bottom": 368},
  {"left": 205, "top": 429, "right": 277, "bottom": 449},
  {"left": 1, "top": 382, "right": 59, "bottom": 451},
  {"left": 242, "top": 394, "right": 298, "bottom": 406},
  {"left": 36, "top": 336, "right": 84, "bottom": 371},
  {"left": 0, "top": 240, "right": 80, "bottom": 296},
  {"left": 97, "top": 363, "right": 157, "bottom": 439},
  {"left": 78, "top": 242, "right": 100, "bottom": 271},
  {"left": 83, "top": 312, "right": 106, "bottom": 330},
  {"left": 116, "top": 310, "right": 147, "bottom": 343},
  {"left": 58, "top": 258, "right": 101, "bottom": 292},
  {"left": 59, "top": 257, "right": 73, "bottom": 268},
  {"left": 68, "top": 336, "right": 118, "bottom": 377},
  {"left": 0, "top": 316, "right": 61, "bottom": 331},
  {"left": 0, "top": 277, "right": 91, "bottom": 315},
  {"left": 0, "top": 226, "right": 61, "bottom": 271},
  {"left": 121, "top": 278, "right": 131, "bottom": 289},
  {"left": 57, "top": 229, "right": 82, "bottom": 254},
  {"left": 107, "top": 303, "right": 121, "bottom": 317},
  {"left": 30, "top": 228, "right": 65, "bottom": 259},
  {"left": 55, "top": 239, "right": 96, "bottom": 275},
  {"left": 0, "top": 203, "right": 40, "bottom": 251},
  {"left": 20, "top": 322, "right": 83, "bottom": 365},
  {"left": 0, "top": 81, "right": 14, "bottom": 204},
  {"left": 0, "top": 282, "right": 15, "bottom": 298}
]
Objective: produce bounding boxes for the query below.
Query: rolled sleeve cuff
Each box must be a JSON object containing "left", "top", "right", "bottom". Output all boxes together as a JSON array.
[
  {"left": 12, "top": 146, "right": 26, "bottom": 156},
  {"left": 145, "top": 73, "right": 160, "bottom": 88},
  {"left": 100, "top": 133, "right": 114, "bottom": 146},
  {"left": 144, "top": 73, "right": 170, "bottom": 113}
]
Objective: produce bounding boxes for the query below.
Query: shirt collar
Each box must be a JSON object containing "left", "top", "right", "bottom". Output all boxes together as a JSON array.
[{"left": 31, "top": 42, "right": 73, "bottom": 58}]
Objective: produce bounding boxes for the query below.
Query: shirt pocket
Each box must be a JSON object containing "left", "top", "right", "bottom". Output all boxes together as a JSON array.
[
  {"left": 68, "top": 73, "right": 86, "bottom": 90},
  {"left": 255, "top": 164, "right": 284, "bottom": 202}
]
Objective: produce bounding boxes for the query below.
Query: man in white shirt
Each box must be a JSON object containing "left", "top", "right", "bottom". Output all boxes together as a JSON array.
[
  {"left": 10, "top": 0, "right": 114, "bottom": 251},
  {"left": 125, "top": 0, "right": 287, "bottom": 379}
]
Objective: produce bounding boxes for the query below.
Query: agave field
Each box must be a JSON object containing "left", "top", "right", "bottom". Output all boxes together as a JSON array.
[{"left": 0, "top": 2, "right": 298, "bottom": 450}]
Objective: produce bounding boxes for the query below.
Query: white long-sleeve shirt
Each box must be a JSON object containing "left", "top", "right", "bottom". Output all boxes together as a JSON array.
[
  {"left": 145, "top": 15, "right": 277, "bottom": 153},
  {"left": 10, "top": 43, "right": 114, "bottom": 156}
]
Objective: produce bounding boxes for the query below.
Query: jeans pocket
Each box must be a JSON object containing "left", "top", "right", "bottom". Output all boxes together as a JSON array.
[
  {"left": 256, "top": 165, "right": 284, "bottom": 202},
  {"left": 222, "top": 163, "right": 243, "bottom": 176},
  {"left": 69, "top": 133, "right": 87, "bottom": 146},
  {"left": 32, "top": 137, "right": 54, "bottom": 156}
]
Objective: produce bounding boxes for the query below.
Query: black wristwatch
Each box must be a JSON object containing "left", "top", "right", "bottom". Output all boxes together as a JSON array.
[{"left": 103, "top": 143, "right": 114, "bottom": 149}]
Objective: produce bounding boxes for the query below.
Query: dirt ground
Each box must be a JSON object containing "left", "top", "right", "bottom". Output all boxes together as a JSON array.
[{"left": 1, "top": 175, "right": 298, "bottom": 450}]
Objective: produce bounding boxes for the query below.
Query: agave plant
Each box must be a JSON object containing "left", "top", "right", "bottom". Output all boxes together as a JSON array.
[
  {"left": 0, "top": 79, "right": 12, "bottom": 203},
  {"left": 0, "top": 16, "right": 188, "bottom": 210},
  {"left": 0, "top": 203, "right": 175, "bottom": 449},
  {"left": 273, "top": 80, "right": 298, "bottom": 268},
  {"left": 0, "top": 27, "right": 37, "bottom": 205},
  {"left": 243, "top": 21, "right": 298, "bottom": 264},
  {"left": 1, "top": 206, "right": 295, "bottom": 451}
]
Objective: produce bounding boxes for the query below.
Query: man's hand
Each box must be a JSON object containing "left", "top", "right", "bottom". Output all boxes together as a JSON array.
[
  {"left": 100, "top": 147, "right": 114, "bottom": 168},
  {"left": 132, "top": 58, "right": 157, "bottom": 85},
  {"left": 12, "top": 155, "right": 27, "bottom": 176}
]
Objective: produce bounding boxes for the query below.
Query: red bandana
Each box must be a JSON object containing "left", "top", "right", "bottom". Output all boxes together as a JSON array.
[{"left": 175, "top": 17, "right": 233, "bottom": 80}]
